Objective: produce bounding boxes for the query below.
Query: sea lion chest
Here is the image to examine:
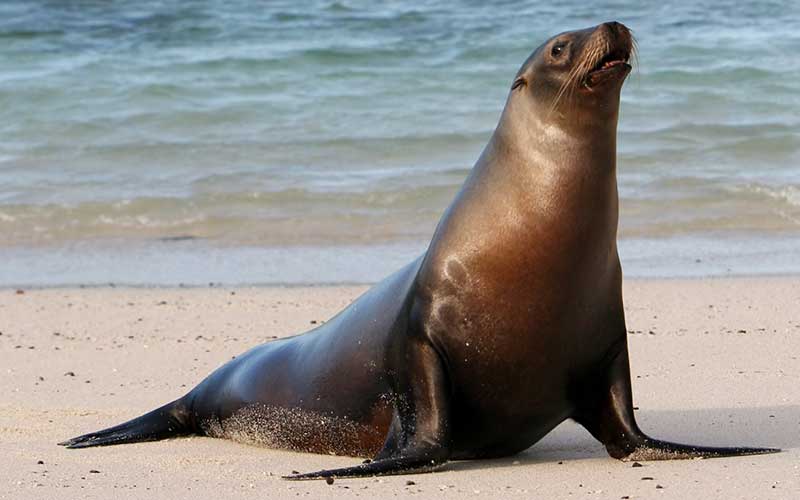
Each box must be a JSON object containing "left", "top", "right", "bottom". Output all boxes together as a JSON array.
[{"left": 412, "top": 162, "right": 621, "bottom": 453}]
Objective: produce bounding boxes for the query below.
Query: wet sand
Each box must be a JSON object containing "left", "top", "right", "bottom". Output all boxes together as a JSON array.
[{"left": 1, "top": 278, "right": 798, "bottom": 499}]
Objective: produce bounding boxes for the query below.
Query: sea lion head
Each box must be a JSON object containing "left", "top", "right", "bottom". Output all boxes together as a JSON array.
[{"left": 510, "top": 22, "right": 634, "bottom": 121}]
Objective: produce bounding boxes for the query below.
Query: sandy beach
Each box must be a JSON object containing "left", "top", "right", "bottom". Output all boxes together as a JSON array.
[{"left": 1, "top": 278, "right": 798, "bottom": 499}]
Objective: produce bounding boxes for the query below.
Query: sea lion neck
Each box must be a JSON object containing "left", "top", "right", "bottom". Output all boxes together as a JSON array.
[
  {"left": 483, "top": 96, "right": 620, "bottom": 181},
  {"left": 454, "top": 95, "right": 623, "bottom": 249}
]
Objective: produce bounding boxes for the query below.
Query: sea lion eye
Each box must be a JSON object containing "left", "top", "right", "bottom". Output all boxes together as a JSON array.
[{"left": 551, "top": 42, "right": 566, "bottom": 57}]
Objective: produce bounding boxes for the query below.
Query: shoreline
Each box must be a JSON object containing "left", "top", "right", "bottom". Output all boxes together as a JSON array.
[
  {"left": 3, "top": 234, "right": 800, "bottom": 288},
  {"left": 2, "top": 278, "right": 798, "bottom": 499},
  {"left": 3, "top": 272, "right": 800, "bottom": 291}
]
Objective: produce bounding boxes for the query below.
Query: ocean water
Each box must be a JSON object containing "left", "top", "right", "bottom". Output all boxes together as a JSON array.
[{"left": 1, "top": 0, "right": 799, "bottom": 285}]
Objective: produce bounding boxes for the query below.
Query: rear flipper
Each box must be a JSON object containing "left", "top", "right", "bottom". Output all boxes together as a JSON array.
[
  {"left": 575, "top": 342, "right": 779, "bottom": 461},
  {"left": 617, "top": 437, "right": 779, "bottom": 461},
  {"left": 59, "top": 398, "right": 193, "bottom": 449}
]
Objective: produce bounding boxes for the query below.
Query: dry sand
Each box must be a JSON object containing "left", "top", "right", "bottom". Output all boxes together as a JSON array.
[{"left": 1, "top": 278, "right": 798, "bottom": 499}]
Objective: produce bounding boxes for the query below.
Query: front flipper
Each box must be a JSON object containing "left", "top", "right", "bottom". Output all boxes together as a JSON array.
[
  {"left": 284, "top": 448, "right": 446, "bottom": 480},
  {"left": 574, "top": 341, "right": 779, "bottom": 461},
  {"left": 285, "top": 338, "right": 451, "bottom": 480}
]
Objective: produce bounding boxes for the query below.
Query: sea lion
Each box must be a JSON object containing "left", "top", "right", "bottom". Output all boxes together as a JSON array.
[{"left": 60, "top": 22, "right": 778, "bottom": 479}]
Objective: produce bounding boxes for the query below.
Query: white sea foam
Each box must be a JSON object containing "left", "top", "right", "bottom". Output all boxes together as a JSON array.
[{"left": 758, "top": 185, "right": 800, "bottom": 207}]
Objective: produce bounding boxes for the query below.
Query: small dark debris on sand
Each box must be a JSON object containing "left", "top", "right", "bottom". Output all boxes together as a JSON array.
[{"left": 325, "top": 477, "right": 334, "bottom": 485}]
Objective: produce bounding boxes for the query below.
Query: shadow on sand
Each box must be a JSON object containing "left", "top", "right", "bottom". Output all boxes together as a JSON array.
[{"left": 446, "top": 405, "right": 798, "bottom": 473}]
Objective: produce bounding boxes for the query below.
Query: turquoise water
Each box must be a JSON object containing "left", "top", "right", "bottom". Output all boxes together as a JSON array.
[{"left": 1, "top": 1, "right": 799, "bottom": 285}]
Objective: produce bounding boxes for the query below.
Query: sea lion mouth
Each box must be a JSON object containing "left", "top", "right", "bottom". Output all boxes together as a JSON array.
[
  {"left": 583, "top": 48, "right": 632, "bottom": 88},
  {"left": 577, "top": 22, "right": 635, "bottom": 91}
]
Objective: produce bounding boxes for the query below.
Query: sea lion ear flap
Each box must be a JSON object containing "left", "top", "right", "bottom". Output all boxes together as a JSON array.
[{"left": 511, "top": 76, "right": 527, "bottom": 91}]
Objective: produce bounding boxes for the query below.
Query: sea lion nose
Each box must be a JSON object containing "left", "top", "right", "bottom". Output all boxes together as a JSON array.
[{"left": 602, "top": 21, "right": 628, "bottom": 36}]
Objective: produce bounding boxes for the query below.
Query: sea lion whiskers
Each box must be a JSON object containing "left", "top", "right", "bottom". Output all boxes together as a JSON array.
[
  {"left": 630, "top": 32, "right": 640, "bottom": 69},
  {"left": 577, "top": 34, "right": 616, "bottom": 86},
  {"left": 629, "top": 33, "right": 641, "bottom": 82},
  {"left": 547, "top": 56, "right": 587, "bottom": 116},
  {"left": 547, "top": 33, "right": 612, "bottom": 115}
]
